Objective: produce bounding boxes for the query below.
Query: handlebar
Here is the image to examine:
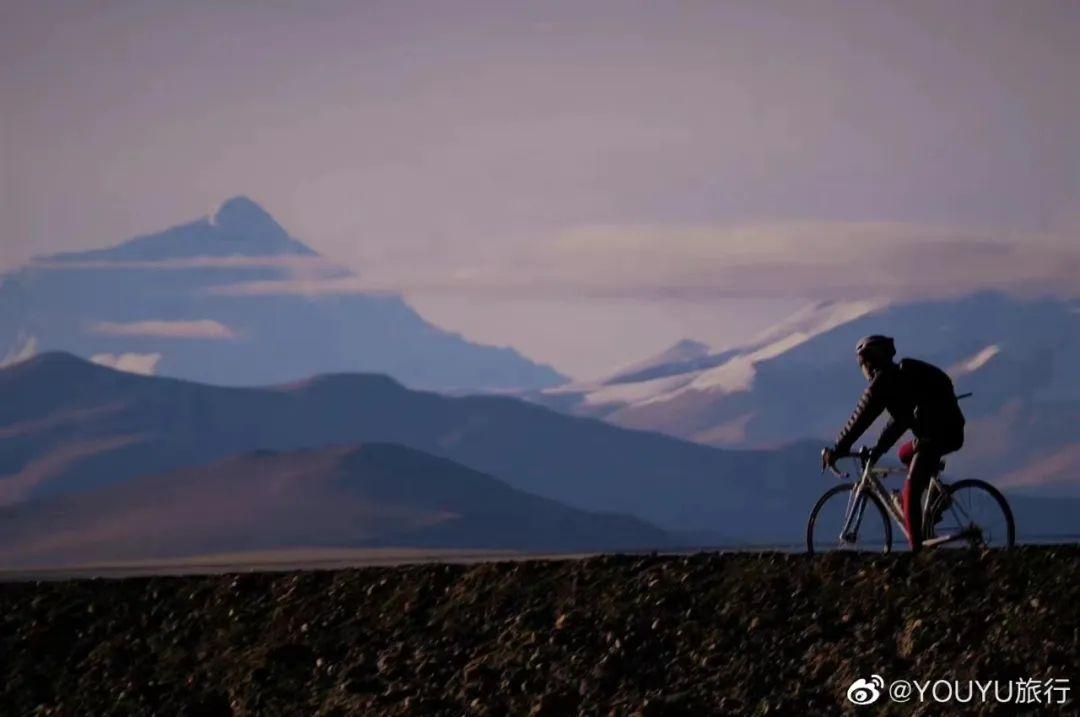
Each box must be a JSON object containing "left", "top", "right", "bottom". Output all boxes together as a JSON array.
[
  {"left": 831, "top": 447, "right": 873, "bottom": 462},
  {"left": 821, "top": 448, "right": 849, "bottom": 479},
  {"left": 821, "top": 445, "right": 875, "bottom": 480}
]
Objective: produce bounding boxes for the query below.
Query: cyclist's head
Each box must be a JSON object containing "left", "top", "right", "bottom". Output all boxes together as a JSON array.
[{"left": 855, "top": 334, "right": 896, "bottom": 380}]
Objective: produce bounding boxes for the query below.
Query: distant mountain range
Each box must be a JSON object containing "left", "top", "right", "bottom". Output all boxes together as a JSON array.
[
  {"left": 0, "top": 443, "right": 667, "bottom": 567},
  {"left": 0, "top": 196, "right": 564, "bottom": 391},
  {"left": 532, "top": 292, "right": 1080, "bottom": 497},
  {"left": 1, "top": 353, "right": 1076, "bottom": 557},
  {"left": 0, "top": 352, "right": 819, "bottom": 543}
]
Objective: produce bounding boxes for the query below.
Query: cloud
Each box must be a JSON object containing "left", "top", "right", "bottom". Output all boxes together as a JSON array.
[
  {"left": 201, "top": 221, "right": 1080, "bottom": 302},
  {"left": 0, "top": 334, "right": 38, "bottom": 368},
  {"left": 950, "top": 345, "right": 1001, "bottom": 376},
  {"left": 533, "top": 222, "right": 1080, "bottom": 301},
  {"left": 90, "top": 353, "right": 163, "bottom": 375},
  {"left": 89, "top": 319, "right": 237, "bottom": 340},
  {"left": 30, "top": 255, "right": 341, "bottom": 274},
  {"left": 205, "top": 276, "right": 383, "bottom": 297}
]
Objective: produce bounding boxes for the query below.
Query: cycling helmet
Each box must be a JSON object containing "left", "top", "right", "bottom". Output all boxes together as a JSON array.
[{"left": 855, "top": 334, "right": 896, "bottom": 359}]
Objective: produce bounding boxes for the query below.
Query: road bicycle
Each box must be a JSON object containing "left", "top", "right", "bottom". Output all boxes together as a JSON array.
[{"left": 806, "top": 445, "right": 1015, "bottom": 554}]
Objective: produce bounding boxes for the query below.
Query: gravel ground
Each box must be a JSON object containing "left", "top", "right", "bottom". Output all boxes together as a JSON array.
[{"left": 1, "top": 546, "right": 1077, "bottom": 716}]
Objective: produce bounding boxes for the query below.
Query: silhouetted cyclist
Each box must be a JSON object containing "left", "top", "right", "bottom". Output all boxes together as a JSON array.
[{"left": 822, "top": 335, "right": 965, "bottom": 552}]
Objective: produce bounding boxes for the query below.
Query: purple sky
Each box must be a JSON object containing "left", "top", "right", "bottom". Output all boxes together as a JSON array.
[{"left": 3, "top": 1, "right": 1078, "bottom": 377}]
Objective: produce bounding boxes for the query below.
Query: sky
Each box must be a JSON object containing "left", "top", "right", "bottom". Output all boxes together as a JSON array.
[{"left": 2, "top": 0, "right": 1079, "bottom": 378}]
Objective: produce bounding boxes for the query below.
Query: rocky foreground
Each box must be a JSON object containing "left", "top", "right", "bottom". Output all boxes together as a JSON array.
[{"left": 1, "top": 547, "right": 1077, "bottom": 716}]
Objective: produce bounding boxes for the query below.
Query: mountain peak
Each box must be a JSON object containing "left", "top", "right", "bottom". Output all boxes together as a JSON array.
[
  {"left": 210, "top": 196, "right": 288, "bottom": 241},
  {"left": 601, "top": 338, "right": 718, "bottom": 386},
  {"left": 0, "top": 351, "right": 106, "bottom": 383},
  {"left": 664, "top": 339, "right": 712, "bottom": 359},
  {"left": 620, "top": 338, "right": 711, "bottom": 373},
  {"left": 35, "top": 196, "right": 314, "bottom": 264},
  {"left": 10, "top": 350, "right": 87, "bottom": 370}
]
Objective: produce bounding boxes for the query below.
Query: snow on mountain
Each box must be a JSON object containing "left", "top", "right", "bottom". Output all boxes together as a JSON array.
[
  {"left": 580, "top": 371, "right": 697, "bottom": 410},
  {"left": 533, "top": 292, "right": 1080, "bottom": 495},
  {"left": 739, "top": 299, "right": 884, "bottom": 351},
  {"left": 603, "top": 339, "right": 712, "bottom": 384},
  {"left": 645, "top": 301, "right": 883, "bottom": 400},
  {"left": 541, "top": 300, "right": 884, "bottom": 411}
]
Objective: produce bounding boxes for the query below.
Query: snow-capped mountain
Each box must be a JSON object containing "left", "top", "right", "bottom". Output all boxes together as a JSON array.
[
  {"left": 0, "top": 197, "right": 565, "bottom": 391},
  {"left": 534, "top": 293, "right": 1080, "bottom": 494}
]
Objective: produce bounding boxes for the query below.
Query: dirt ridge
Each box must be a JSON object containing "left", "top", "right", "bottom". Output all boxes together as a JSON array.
[{"left": 1, "top": 546, "right": 1077, "bottom": 715}]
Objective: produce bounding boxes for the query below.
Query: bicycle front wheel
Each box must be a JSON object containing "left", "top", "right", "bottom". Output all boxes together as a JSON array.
[
  {"left": 925, "top": 479, "right": 1015, "bottom": 549},
  {"left": 807, "top": 484, "right": 893, "bottom": 555}
]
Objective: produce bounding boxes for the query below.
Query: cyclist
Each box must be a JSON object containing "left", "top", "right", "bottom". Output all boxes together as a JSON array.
[{"left": 822, "top": 335, "right": 965, "bottom": 552}]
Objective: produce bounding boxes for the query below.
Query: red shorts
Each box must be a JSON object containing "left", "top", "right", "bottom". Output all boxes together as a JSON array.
[
  {"left": 898, "top": 440, "right": 917, "bottom": 466},
  {"left": 898, "top": 434, "right": 962, "bottom": 466}
]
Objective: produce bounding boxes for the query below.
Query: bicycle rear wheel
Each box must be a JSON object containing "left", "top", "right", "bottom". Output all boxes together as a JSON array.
[
  {"left": 924, "top": 479, "right": 1015, "bottom": 549},
  {"left": 807, "top": 484, "right": 893, "bottom": 555}
]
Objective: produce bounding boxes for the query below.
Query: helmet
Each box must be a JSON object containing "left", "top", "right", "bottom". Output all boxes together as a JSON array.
[{"left": 855, "top": 335, "right": 896, "bottom": 360}]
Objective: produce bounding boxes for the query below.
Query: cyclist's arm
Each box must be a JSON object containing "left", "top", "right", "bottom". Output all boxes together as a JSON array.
[
  {"left": 871, "top": 416, "right": 907, "bottom": 459},
  {"left": 833, "top": 375, "right": 888, "bottom": 455}
]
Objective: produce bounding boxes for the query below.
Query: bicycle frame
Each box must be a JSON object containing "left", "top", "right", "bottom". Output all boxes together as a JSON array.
[{"left": 837, "top": 454, "right": 976, "bottom": 549}]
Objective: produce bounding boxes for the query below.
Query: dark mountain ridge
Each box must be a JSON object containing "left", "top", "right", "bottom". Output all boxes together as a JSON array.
[
  {"left": 0, "top": 442, "right": 668, "bottom": 567},
  {"left": 0, "top": 352, "right": 812, "bottom": 540}
]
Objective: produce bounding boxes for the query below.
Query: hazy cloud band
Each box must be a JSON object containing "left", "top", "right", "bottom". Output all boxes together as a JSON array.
[
  {"left": 203, "top": 221, "right": 1080, "bottom": 301},
  {"left": 89, "top": 319, "right": 237, "bottom": 340}
]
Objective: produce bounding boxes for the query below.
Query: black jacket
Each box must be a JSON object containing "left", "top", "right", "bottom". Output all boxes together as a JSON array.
[{"left": 834, "top": 358, "right": 965, "bottom": 457}]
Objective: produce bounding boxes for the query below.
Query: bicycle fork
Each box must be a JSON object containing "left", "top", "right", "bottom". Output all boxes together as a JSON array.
[{"left": 839, "top": 484, "right": 870, "bottom": 544}]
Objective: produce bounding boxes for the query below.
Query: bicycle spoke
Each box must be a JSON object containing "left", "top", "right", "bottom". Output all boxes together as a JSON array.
[{"left": 927, "top": 480, "right": 1013, "bottom": 550}]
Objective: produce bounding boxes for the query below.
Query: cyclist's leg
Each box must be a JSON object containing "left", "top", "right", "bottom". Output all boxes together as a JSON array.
[
  {"left": 929, "top": 431, "right": 964, "bottom": 523},
  {"left": 903, "top": 441, "right": 941, "bottom": 552}
]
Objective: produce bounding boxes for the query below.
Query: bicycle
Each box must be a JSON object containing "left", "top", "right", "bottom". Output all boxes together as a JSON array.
[{"left": 806, "top": 445, "right": 1016, "bottom": 554}]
